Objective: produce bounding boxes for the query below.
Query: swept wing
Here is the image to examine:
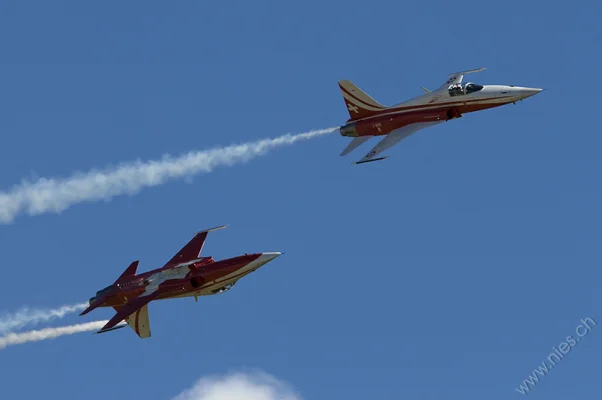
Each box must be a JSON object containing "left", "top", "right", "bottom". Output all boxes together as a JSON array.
[
  {"left": 438, "top": 68, "right": 486, "bottom": 89},
  {"left": 160, "top": 225, "right": 227, "bottom": 269},
  {"left": 353, "top": 121, "right": 443, "bottom": 164}
]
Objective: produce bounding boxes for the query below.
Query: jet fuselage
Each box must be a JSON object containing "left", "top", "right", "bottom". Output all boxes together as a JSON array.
[
  {"left": 340, "top": 84, "right": 542, "bottom": 138},
  {"left": 88, "top": 252, "right": 280, "bottom": 308}
]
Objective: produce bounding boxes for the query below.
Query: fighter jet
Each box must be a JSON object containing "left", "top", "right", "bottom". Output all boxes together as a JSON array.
[
  {"left": 338, "top": 68, "right": 543, "bottom": 164},
  {"left": 80, "top": 225, "right": 281, "bottom": 338}
]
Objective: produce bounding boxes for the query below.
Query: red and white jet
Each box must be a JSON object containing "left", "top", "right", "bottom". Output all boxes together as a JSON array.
[
  {"left": 80, "top": 225, "right": 281, "bottom": 338},
  {"left": 338, "top": 68, "right": 543, "bottom": 164}
]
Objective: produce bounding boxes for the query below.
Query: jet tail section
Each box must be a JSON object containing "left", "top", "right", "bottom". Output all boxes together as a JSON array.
[
  {"left": 338, "top": 80, "right": 387, "bottom": 121},
  {"left": 111, "top": 304, "right": 151, "bottom": 339},
  {"left": 81, "top": 261, "right": 139, "bottom": 316},
  {"left": 79, "top": 298, "right": 103, "bottom": 316}
]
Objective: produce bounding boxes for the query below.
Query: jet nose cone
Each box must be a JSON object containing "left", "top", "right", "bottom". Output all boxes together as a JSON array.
[
  {"left": 260, "top": 252, "right": 282, "bottom": 262},
  {"left": 520, "top": 88, "right": 543, "bottom": 99}
]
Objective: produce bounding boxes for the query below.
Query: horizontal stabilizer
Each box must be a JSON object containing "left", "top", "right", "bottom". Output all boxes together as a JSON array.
[
  {"left": 79, "top": 299, "right": 103, "bottom": 316},
  {"left": 354, "top": 157, "right": 388, "bottom": 165},
  {"left": 341, "top": 136, "right": 372, "bottom": 156}
]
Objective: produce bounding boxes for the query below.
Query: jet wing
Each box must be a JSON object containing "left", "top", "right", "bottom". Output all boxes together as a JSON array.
[
  {"left": 112, "top": 304, "right": 151, "bottom": 339},
  {"left": 354, "top": 121, "right": 443, "bottom": 164},
  {"left": 161, "top": 225, "right": 227, "bottom": 269},
  {"left": 97, "top": 291, "right": 161, "bottom": 334},
  {"left": 439, "top": 67, "right": 486, "bottom": 89}
]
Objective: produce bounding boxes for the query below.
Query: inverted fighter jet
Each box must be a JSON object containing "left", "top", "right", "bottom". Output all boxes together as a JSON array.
[
  {"left": 80, "top": 225, "right": 281, "bottom": 338},
  {"left": 338, "top": 68, "right": 543, "bottom": 164}
]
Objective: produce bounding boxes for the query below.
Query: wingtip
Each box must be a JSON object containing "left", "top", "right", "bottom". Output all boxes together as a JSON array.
[
  {"left": 448, "top": 67, "right": 486, "bottom": 76},
  {"left": 198, "top": 225, "right": 228, "bottom": 234},
  {"left": 352, "top": 156, "right": 389, "bottom": 165},
  {"left": 95, "top": 324, "right": 127, "bottom": 335}
]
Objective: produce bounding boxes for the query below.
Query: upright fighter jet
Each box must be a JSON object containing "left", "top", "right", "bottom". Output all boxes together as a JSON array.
[
  {"left": 80, "top": 225, "right": 281, "bottom": 338},
  {"left": 338, "top": 68, "right": 543, "bottom": 164}
]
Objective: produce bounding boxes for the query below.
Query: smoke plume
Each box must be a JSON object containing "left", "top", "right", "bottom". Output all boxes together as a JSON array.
[
  {"left": 0, "top": 302, "right": 88, "bottom": 334},
  {"left": 0, "top": 320, "right": 121, "bottom": 350},
  {"left": 0, "top": 127, "right": 337, "bottom": 224}
]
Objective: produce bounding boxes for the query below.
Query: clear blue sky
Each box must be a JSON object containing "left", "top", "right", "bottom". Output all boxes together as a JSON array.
[{"left": 0, "top": 0, "right": 600, "bottom": 398}]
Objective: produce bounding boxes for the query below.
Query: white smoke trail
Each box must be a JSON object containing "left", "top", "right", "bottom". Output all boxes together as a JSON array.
[
  {"left": 0, "top": 302, "right": 88, "bottom": 334},
  {"left": 0, "top": 320, "right": 121, "bottom": 350},
  {"left": 0, "top": 127, "right": 337, "bottom": 224},
  {"left": 172, "top": 370, "right": 302, "bottom": 400}
]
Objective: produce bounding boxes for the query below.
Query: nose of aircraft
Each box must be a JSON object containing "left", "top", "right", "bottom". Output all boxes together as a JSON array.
[
  {"left": 259, "top": 252, "right": 282, "bottom": 262},
  {"left": 519, "top": 87, "right": 543, "bottom": 100}
]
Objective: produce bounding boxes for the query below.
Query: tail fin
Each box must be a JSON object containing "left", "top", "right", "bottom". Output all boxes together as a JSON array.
[
  {"left": 115, "top": 260, "right": 139, "bottom": 284},
  {"left": 112, "top": 304, "right": 151, "bottom": 339},
  {"left": 338, "top": 80, "right": 387, "bottom": 121}
]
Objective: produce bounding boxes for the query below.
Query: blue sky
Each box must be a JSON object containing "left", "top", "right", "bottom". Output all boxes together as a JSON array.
[{"left": 0, "top": 0, "right": 600, "bottom": 398}]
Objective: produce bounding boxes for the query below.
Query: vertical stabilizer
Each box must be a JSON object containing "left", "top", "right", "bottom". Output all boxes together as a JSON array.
[
  {"left": 113, "top": 304, "right": 151, "bottom": 339},
  {"left": 338, "top": 80, "right": 386, "bottom": 121}
]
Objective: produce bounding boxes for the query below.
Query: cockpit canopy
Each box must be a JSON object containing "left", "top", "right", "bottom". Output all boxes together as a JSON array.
[{"left": 448, "top": 82, "right": 484, "bottom": 97}]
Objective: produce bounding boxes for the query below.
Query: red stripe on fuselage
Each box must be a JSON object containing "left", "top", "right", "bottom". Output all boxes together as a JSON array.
[
  {"left": 347, "top": 95, "right": 515, "bottom": 124},
  {"left": 134, "top": 310, "right": 140, "bottom": 335}
]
